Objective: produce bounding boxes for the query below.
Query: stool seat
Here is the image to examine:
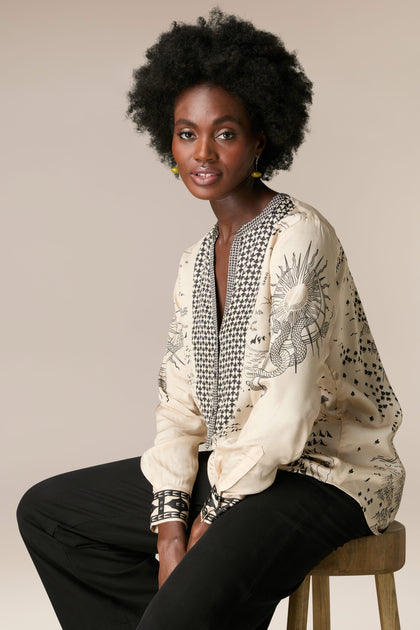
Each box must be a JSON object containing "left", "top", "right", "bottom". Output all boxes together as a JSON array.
[
  {"left": 312, "top": 520, "right": 405, "bottom": 576},
  {"left": 287, "top": 520, "right": 406, "bottom": 630}
]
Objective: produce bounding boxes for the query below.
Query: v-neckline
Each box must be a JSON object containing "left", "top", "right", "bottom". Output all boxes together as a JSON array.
[{"left": 210, "top": 193, "right": 283, "bottom": 334}]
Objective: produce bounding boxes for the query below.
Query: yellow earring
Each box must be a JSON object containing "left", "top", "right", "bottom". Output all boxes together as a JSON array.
[
  {"left": 171, "top": 166, "right": 179, "bottom": 174},
  {"left": 251, "top": 156, "right": 262, "bottom": 179}
]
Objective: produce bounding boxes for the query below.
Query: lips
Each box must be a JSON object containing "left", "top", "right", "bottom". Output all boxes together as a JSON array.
[{"left": 190, "top": 167, "right": 222, "bottom": 186}]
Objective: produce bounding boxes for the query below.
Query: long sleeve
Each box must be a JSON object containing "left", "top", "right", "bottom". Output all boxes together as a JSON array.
[
  {"left": 201, "top": 211, "right": 338, "bottom": 523},
  {"left": 141, "top": 265, "right": 208, "bottom": 533}
]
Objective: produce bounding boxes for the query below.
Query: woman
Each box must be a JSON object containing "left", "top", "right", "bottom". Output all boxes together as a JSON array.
[{"left": 17, "top": 10, "right": 405, "bottom": 630}]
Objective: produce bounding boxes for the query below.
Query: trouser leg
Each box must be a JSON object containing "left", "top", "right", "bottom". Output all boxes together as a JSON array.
[
  {"left": 17, "top": 454, "right": 371, "bottom": 630},
  {"left": 17, "top": 456, "right": 159, "bottom": 630},
  {"left": 137, "top": 471, "right": 371, "bottom": 630}
]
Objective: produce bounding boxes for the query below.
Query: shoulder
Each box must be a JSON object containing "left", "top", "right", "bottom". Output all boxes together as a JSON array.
[
  {"left": 174, "top": 225, "right": 216, "bottom": 290},
  {"left": 268, "top": 196, "right": 343, "bottom": 284},
  {"left": 184, "top": 227, "right": 214, "bottom": 257},
  {"left": 271, "top": 195, "right": 340, "bottom": 252},
  {"left": 279, "top": 196, "right": 337, "bottom": 235}
]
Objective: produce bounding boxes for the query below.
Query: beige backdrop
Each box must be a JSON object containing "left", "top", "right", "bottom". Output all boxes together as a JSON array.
[{"left": 2, "top": 0, "right": 419, "bottom": 628}]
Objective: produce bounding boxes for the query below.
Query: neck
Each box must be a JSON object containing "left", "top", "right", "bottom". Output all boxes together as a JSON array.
[{"left": 210, "top": 181, "right": 278, "bottom": 243}]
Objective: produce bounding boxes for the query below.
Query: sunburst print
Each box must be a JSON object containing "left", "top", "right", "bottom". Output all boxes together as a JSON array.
[{"left": 248, "top": 242, "right": 331, "bottom": 390}]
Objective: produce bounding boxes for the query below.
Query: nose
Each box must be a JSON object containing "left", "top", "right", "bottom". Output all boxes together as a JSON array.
[{"left": 193, "top": 135, "right": 217, "bottom": 163}]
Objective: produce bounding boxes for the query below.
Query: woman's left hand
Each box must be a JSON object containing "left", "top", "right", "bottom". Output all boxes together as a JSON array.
[{"left": 187, "top": 514, "right": 210, "bottom": 551}]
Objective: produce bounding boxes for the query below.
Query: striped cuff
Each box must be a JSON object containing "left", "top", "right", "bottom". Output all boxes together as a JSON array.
[
  {"left": 200, "top": 485, "right": 242, "bottom": 524},
  {"left": 150, "top": 489, "right": 190, "bottom": 532}
]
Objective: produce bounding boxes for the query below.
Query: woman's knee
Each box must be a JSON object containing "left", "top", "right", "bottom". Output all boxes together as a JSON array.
[{"left": 16, "top": 473, "right": 63, "bottom": 532}]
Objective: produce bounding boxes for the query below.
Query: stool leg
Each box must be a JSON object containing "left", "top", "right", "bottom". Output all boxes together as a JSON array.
[
  {"left": 287, "top": 575, "right": 310, "bottom": 630},
  {"left": 375, "top": 573, "right": 401, "bottom": 630},
  {"left": 312, "top": 575, "right": 331, "bottom": 630}
]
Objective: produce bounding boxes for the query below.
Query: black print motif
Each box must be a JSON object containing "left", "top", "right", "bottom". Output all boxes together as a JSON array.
[
  {"left": 336, "top": 264, "right": 402, "bottom": 423},
  {"left": 293, "top": 453, "right": 336, "bottom": 483},
  {"left": 200, "top": 485, "right": 241, "bottom": 523},
  {"left": 192, "top": 194, "right": 295, "bottom": 444},
  {"left": 336, "top": 244, "right": 345, "bottom": 273},
  {"left": 151, "top": 489, "right": 190, "bottom": 526},
  {"left": 158, "top": 311, "right": 185, "bottom": 397},
  {"left": 248, "top": 243, "right": 331, "bottom": 391},
  {"left": 370, "top": 460, "right": 405, "bottom": 532},
  {"left": 191, "top": 231, "right": 219, "bottom": 428}
]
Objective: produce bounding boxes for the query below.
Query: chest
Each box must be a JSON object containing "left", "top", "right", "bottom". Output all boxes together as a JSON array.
[{"left": 214, "top": 239, "right": 231, "bottom": 326}]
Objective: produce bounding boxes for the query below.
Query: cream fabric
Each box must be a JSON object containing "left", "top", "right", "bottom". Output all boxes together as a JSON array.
[{"left": 140, "top": 194, "right": 405, "bottom": 534}]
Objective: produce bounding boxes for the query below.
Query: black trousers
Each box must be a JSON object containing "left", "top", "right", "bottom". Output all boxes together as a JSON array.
[{"left": 17, "top": 451, "right": 371, "bottom": 630}]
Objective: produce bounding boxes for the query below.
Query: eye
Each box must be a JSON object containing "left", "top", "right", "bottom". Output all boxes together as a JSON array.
[
  {"left": 217, "top": 130, "right": 237, "bottom": 140},
  {"left": 177, "top": 130, "right": 195, "bottom": 140}
]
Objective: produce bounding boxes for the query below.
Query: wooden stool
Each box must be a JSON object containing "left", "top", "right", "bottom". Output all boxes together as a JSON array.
[{"left": 286, "top": 521, "right": 406, "bottom": 630}]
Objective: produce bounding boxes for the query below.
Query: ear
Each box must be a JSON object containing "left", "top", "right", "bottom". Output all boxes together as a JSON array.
[{"left": 255, "top": 131, "right": 266, "bottom": 157}]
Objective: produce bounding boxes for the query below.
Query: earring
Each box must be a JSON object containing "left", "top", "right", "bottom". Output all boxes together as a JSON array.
[
  {"left": 171, "top": 166, "right": 179, "bottom": 174},
  {"left": 251, "top": 156, "right": 262, "bottom": 179}
]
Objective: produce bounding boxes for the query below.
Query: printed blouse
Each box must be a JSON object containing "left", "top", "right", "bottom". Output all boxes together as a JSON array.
[{"left": 140, "top": 193, "right": 405, "bottom": 535}]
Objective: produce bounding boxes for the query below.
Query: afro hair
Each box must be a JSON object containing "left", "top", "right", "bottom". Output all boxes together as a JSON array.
[{"left": 126, "top": 8, "right": 313, "bottom": 180}]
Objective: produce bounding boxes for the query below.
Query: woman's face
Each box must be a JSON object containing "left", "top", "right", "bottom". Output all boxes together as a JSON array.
[{"left": 172, "top": 84, "right": 265, "bottom": 201}]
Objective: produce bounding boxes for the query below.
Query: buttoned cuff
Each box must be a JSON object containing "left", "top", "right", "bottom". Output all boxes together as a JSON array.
[
  {"left": 150, "top": 489, "right": 190, "bottom": 533},
  {"left": 200, "top": 485, "right": 242, "bottom": 524}
]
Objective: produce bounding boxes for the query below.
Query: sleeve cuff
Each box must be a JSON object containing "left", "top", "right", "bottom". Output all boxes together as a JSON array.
[
  {"left": 200, "top": 485, "right": 242, "bottom": 524},
  {"left": 150, "top": 489, "right": 190, "bottom": 532}
]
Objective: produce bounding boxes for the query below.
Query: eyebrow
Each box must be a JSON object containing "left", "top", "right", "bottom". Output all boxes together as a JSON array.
[{"left": 174, "top": 115, "right": 241, "bottom": 127}]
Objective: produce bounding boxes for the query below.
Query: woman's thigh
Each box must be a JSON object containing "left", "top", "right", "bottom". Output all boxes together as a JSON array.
[
  {"left": 137, "top": 471, "right": 371, "bottom": 630},
  {"left": 17, "top": 456, "right": 157, "bottom": 553},
  {"left": 18, "top": 450, "right": 213, "bottom": 545}
]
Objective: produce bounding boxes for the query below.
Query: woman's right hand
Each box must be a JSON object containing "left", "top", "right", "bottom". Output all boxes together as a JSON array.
[{"left": 157, "top": 521, "right": 187, "bottom": 588}]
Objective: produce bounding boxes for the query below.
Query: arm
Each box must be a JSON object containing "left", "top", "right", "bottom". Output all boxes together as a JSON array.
[
  {"left": 141, "top": 263, "right": 208, "bottom": 533},
  {"left": 201, "top": 212, "right": 339, "bottom": 523},
  {"left": 156, "top": 521, "right": 187, "bottom": 588}
]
